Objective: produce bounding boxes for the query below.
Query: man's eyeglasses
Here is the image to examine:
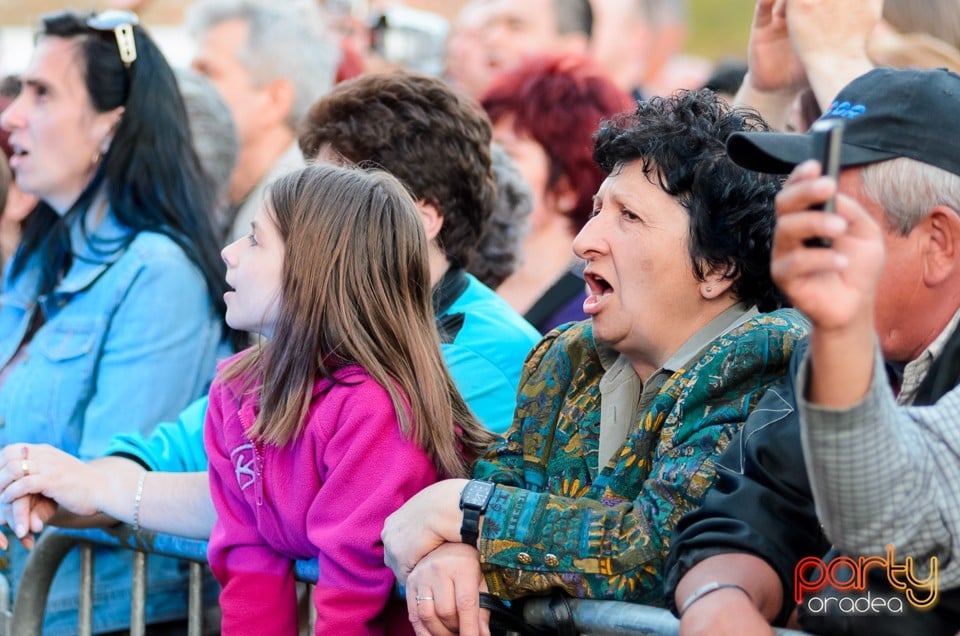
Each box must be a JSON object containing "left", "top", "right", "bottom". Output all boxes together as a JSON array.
[{"left": 86, "top": 10, "right": 139, "bottom": 67}]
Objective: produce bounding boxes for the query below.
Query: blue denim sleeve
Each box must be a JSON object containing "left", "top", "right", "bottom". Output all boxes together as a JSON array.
[
  {"left": 78, "top": 240, "right": 221, "bottom": 459},
  {"left": 104, "top": 395, "right": 210, "bottom": 472}
]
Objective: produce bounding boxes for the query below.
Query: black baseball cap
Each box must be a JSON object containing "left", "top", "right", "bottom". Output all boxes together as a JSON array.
[{"left": 726, "top": 67, "right": 960, "bottom": 178}]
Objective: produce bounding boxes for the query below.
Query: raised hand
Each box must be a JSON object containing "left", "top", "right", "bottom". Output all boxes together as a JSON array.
[
  {"left": 770, "top": 160, "right": 884, "bottom": 331},
  {"left": 745, "top": 0, "right": 809, "bottom": 95}
]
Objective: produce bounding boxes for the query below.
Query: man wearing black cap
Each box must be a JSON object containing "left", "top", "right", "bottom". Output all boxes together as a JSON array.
[{"left": 666, "top": 66, "right": 960, "bottom": 636}]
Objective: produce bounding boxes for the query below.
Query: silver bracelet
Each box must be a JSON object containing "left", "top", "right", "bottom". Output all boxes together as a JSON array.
[
  {"left": 133, "top": 470, "right": 147, "bottom": 532},
  {"left": 679, "top": 581, "right": 752, "bottom": 617}
]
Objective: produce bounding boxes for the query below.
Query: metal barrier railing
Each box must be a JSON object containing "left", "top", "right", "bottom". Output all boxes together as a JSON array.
[
  {"left": 8, "top": 526, "right": 318, "bottom": 636},
  {"left": 0, "top": 570, "right": 9, "bottom": 635},
  {"left": 10, "top": 526, "right": 809, "bottom": 636},
  {"left": 520, "top": 598, "right": 810, "bottom": 635}
]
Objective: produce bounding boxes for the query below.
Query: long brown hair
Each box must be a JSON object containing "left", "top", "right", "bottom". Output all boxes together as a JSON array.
[{"left": 221, "top": 164, "right": 494, "bottom": 477}]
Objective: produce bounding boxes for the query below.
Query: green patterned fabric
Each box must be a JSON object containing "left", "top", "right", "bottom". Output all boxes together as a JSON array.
[{"left": 475, "top": 310, "right": 808, "bottom": 604}]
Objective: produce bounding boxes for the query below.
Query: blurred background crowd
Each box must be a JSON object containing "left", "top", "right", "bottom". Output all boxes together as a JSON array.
[{"left": 0, "top": 0, "right": 754, "bottom": 80}]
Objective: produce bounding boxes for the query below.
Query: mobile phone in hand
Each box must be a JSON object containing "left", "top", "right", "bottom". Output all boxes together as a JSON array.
[{"left": 804, "top": 118, "right": 845, "bottom": 248}]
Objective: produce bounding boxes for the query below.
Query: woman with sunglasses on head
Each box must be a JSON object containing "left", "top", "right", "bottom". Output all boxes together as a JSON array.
[{"left": 0, "top": 10, "right": 229, "bottom": 634}]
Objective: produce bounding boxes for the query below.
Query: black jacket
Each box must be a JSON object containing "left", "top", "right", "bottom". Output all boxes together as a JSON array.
[{"left": 664, "top": 338, "right": 960, "bottom": 635}]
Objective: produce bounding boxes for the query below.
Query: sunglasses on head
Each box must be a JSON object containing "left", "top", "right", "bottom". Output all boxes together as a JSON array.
[{"left": 86, "top": 10, "right": 139, "bottom": 67}]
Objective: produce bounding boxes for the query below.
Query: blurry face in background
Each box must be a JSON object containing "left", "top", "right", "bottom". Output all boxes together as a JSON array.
[
  {"left": 0, "top": 37, "right": 121, "bottom": 213},
  {"left": 445, "top": 1, "right": 496, "bottom": 99},
  {"left": 2, "top": 181, "right": 39, "bottom": 225},
  {"left": 590, "top": 0, "right": 653, "bottom": 80},
  {"left": 0, "top": 95, "right": 38, "bottom": 261},
  {"left": 0, "top": 157, "right": 38, "bottom": 267},
  {"left": 191, "top": 18, "right": 262, "bottom": 147},
  {"left": 492, "top": 115, "right": 555, "bottom": 233},
  {"left": 482, "top": 0, "right": 561, "bottom": 75}
]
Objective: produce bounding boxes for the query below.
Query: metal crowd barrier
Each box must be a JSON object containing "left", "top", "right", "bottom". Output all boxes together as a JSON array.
[
  {"left": 9, "top": 526, "right": 809, "bottom": 636},
  {"left": 521, "top": 598, "right": 810, "bottom": 635},
  {"left": 7, "top": 526, "right": 316, "bottom": 636}
]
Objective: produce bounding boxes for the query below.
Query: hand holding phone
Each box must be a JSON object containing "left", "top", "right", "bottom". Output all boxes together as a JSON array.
[{"left": 804, "top": 118, "right": 845, "bottom": 248}]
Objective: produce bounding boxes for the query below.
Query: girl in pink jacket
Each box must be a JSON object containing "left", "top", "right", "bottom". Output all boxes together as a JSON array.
[{"left": 205, "top": 164, "right": 495, "bottom": 635}]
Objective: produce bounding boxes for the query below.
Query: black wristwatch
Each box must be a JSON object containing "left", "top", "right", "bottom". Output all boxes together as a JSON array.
[{"left": 459, "top": 480, "right": 496, "bottom": 547}]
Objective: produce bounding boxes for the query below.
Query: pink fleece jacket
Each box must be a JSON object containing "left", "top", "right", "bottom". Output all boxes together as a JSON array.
[{"left": 204, "top": 358, "right": 438, "bottom": 635}]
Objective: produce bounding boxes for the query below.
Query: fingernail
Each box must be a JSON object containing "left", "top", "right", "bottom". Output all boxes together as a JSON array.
[{"left": 14, "top": 524, "right": 25, "bottom": 538}]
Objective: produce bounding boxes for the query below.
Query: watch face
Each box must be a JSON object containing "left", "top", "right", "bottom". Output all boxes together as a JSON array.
[{"left": 462, "top": 481, "right": 495, "bottom": 508}]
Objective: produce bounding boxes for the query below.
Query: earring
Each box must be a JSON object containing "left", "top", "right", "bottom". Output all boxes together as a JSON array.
[
  {"left": 705, "top": 286, "right": 713, "bottom": 293},
  {"left": 92, "top": 136, "right": 112, "bottom": 165}
]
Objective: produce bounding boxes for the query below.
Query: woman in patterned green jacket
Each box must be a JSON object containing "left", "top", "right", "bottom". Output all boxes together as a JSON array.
[{"left": 382, "top": 89, "right": 809, "bottom": 634}]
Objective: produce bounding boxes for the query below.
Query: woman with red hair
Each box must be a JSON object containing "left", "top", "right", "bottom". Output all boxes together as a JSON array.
[{"left": 482, "top": 54, "right": 633, "bottom": 333}]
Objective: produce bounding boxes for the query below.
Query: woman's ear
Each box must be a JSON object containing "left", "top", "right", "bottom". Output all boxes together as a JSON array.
[
  {"left": 94, "top": 107, "right": 125, "bottom": 158},
  {"left": 260, "top": 78, "right": 295, "bottom": 127},
  {"left": 698, "top": 263, "right": 735, "bottom": 300},
  {"left": 550, "top": 175, "right": 578, "bottom": 214}
]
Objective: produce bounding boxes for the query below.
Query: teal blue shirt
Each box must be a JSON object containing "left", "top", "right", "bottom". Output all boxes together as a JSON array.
[
  {"left": 438, "top": 273, "right": 540, "bottom": 432},
  {"left": 105, "top": 395, "right": 210, "bottom": 472}
]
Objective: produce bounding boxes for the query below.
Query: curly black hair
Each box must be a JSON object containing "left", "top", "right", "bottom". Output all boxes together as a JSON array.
[{"left": 593, "top": 89, "right": 786, "bottom": 311}]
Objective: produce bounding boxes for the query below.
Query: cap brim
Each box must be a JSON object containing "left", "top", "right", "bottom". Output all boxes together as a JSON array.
[{"left": 726, "top": 131, "right": 898, "bottom": 174}]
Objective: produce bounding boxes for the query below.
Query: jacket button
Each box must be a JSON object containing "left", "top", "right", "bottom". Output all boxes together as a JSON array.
[
  {"left": 544, "top": 553, "right": 559, "bottom": 567},
  {"left": 517, "top": 552, "right": 532, "bottom": 565}
]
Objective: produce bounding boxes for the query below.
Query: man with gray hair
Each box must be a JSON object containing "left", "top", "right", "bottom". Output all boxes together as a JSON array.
[
  {"left": 591, "top": 0, "right": 699, "bottom": 98},
  {"left": 668, "top": 66, "right": 960, "bottom": 636},
  {"left": 467, "top": 0, "right": 592, "bottom": 95},
  {"left": 186, "top": 0, "right": 339, "bottom": 241}
]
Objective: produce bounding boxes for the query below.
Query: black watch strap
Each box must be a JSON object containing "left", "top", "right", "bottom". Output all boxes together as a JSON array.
[
  {"left": 461, "top": 507, "right": 483, "bottom": 548},
  {"left": 459, "top": 480, "right": 496, "bottom": 547}
]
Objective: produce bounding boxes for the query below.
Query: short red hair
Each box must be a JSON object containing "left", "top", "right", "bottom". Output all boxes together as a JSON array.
[{"left": 481, "top": 54, "right": 632, "bottom": 231}]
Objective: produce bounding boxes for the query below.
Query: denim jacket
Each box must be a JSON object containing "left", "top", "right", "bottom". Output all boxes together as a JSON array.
[{"left": 0, "top": 208, "right": 224, "bottom": 634}]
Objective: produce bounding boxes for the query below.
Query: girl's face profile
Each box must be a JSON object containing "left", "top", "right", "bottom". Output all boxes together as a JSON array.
[{"left": 221, "top": 203, "right": 284, "bottom": 337}]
